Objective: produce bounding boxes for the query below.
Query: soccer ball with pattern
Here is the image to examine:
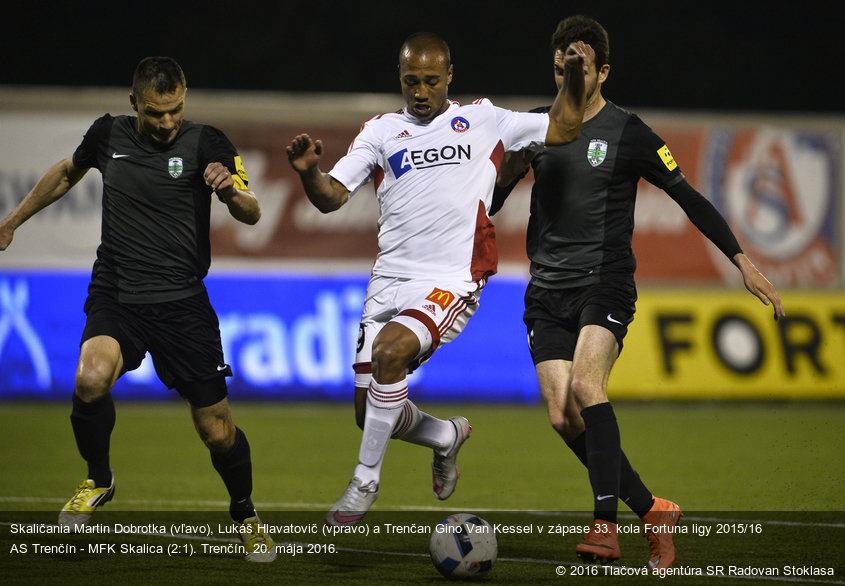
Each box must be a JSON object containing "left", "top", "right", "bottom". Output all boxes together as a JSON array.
[{"left": 429, "top": 513, "right": 497, "bottom": 579}]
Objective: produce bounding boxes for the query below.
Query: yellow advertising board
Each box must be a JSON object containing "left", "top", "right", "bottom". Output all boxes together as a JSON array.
[{"left": 612, "top": 290, "right": 845, "bottom": 399}]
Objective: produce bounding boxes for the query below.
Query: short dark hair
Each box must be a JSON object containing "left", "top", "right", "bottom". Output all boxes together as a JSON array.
[
  {"left": 399, "top": 32, "right": 451, "bottom": 67},
  {"left": 132, "top": 57, "right": 186, "bottom": 97},
  {"left": 551, "top": 15, "right": 609, "bottom": 71}
]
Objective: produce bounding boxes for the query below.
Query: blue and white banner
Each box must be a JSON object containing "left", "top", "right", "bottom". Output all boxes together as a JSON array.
[{"left": 0, "top": 271, "right": 539, "bottom": 403}]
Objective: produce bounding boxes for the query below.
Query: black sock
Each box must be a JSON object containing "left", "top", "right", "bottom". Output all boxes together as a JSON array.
[
  {"left": 70, "top": 393, "right": 115, "bottom": 487},
  {"left": 622, "top": 466, "right": 654, "bottom": 518},
  {"left": 581, "top": 402, "right": 621, "bottom": 524},
  {"left": 566, "top": 432, "right": 654, "bottom": 517},
  {"left": 565, "top": 433, "right": 589, "bottom": 467},
  {"left": 210, "top": 427, "right": 255, "bottom": 523}
]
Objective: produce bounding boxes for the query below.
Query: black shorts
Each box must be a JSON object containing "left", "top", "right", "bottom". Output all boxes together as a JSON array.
[
  {"left": 81, "top": 289, "right": 231, "bottom": 407},
  {"left": 523, "top": 279, "right": 637, "bottom": 364}
]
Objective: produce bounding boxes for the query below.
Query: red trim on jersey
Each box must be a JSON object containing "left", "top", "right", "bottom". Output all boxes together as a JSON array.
[
  {"left": 397, "top": 308, "right": 441, "bottom": 348},
  {"left": 360, "top": 112, "right": 391, "bottom": 132},
  {"left": 353, "top": 362, "right": 372, "bottom": 374},
  {"left": 489, "top": 140, "right": 504, "bottom": 173},
  {"left": 351, "top": 112, "right": 394, "bottom": 150},
  {"left": 471, "top": 200, "right": 498, "bottom": 281},
  {"left": 374, "top": 164, "right": 385, "bottom": 191}
]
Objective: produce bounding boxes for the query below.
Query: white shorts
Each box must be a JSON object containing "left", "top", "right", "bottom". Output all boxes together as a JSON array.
[{"left": 353, "top": 275, "right": 486, "bottom": 388}]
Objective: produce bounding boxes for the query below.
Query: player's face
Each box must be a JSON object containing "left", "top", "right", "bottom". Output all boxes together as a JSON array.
[
  {"left": 554, "top": 48, "right": 608, "bottom": 105},
  {"left": 399, "top": 50, "right": 453, "bottom": 122},
  {"left": 131, "top": 86, "right": 186, "bottom": 145}
]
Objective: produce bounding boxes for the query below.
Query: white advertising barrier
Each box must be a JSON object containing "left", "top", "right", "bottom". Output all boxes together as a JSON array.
[
  {"left": 0, "top": 112, "right": 365, "bottom": 270},
  {"left": 0, "top": 115, "right": 103, "bottom": 266}
]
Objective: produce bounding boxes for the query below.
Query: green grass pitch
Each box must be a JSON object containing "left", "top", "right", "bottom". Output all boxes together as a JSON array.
[{"left": 1, "top": 401, "right": 843, "bottom": 584}]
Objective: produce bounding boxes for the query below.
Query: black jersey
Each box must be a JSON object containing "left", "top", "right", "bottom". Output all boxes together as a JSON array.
[
  {"left": 72, "top": 115, "right": 246, "bottom": 303},
  {"left": 497, "top": 101, "right": 686, "bottom": 289}
]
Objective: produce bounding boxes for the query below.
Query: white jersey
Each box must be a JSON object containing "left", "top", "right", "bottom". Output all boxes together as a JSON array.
[{"left": 329, "top": 99, "right": 549, "bottom": 281}]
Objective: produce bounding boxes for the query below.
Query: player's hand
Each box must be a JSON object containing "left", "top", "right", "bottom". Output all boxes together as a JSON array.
[
  {"left": 563, "top": 41, "right": 594, "bottom": 76},
  {"left": 497, "top": 149, "right": 536, "bottom": 187},
  {"left": 286, "top": 134, "right": 323, "bottom": 174},
  {"left": 204, "top": 162, "right": 236, "bottom": 197},
  {"left": 735, "top": 253, "right": 785, "bottom": 320}
]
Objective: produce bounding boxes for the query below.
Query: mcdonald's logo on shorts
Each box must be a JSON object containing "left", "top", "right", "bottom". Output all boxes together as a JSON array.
[{"left": 425, "top": 288, "right": 455, "bottom": 310}]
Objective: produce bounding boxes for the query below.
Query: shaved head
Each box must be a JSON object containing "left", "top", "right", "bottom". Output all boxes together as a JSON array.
[
  {"left": 399, "top": 32, "right": 451, "bottom": 68},
  {"left": 398, "top": 32, "right": 453, "bottom": 121}
]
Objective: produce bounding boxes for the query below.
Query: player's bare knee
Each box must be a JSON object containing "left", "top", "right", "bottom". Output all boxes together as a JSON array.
[
  {"left": 198, "top": 419, "right": 235, "bottom": 453},
  {"left": 560, "top": 412, "right": 585, "bottom": 441},
  {"left": 547, "top": 410, "right": 567, "bottom": 435},
  {"left": 371, "top": 342, "right": 412, "bottom": 379},
  {"left": 203, "top": 429, "right": 234, "bottom": 453},
  {"left": 569, "top": 375, "right": 605, "bottom": 407},
  {"left": 74, "top": 367, "right": 112, "bottom": 402}
]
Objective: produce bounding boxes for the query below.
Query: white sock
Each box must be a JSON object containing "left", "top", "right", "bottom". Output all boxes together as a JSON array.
[
  {"left": 392, "top": 399, "right": 456, "bottom": 453},
  {"left": 354, "top": 378, "right": 407, "bottom": 485}
]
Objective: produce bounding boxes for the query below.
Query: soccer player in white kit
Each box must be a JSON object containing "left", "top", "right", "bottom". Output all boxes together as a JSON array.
[{"left": 287, "top": 32, "right": 593, "bottom": 526}]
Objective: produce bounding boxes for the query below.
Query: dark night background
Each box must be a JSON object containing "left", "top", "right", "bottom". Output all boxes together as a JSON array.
[{"left": 2, "top": 1, "right": 841, "bottom": 113}]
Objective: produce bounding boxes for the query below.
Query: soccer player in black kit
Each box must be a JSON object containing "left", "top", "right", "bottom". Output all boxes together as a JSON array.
[
  {"left": 492, "top": 16, "right": 784, "bottom": 569},
  {"left": 0, "top": 57, "right": 276, "bottom": 562}
]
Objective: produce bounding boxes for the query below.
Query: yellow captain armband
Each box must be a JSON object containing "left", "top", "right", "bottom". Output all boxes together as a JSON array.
[
  {"left": 233, "top": 156, "right": 249, "bottom": 190},
  {"left": 657, "top": 144, "right": 678, "bottom": 171}
]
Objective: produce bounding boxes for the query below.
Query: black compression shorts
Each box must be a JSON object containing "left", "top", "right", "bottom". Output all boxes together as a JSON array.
[
  {"left": 81, "top": 289, "right": 231, "bottom": 407},
  {"left": 523, "top": 279, "right": 637, "bottom": 364}
]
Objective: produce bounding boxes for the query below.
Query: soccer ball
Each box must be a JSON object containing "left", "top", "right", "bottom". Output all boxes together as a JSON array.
[{"left": 429, "top": 513, "right": 498, "bottom": 579}]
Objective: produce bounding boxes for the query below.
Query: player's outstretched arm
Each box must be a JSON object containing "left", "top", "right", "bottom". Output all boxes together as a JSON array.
[
  {"left": 664, "top": 179, "right": 785, "bottom": 320},
  {"left": 546, "top": 41, "right": 592, "bottom": 146},
  {"left": 204, "top": 162, "right": 261, "bottom": 225},
  {"left": 286, "top": 133, "right": 349, "bottom": 213},
  {"left": 733, "top": 253, "right": 786, "bottom": 320},
  {"left": 0, "top": 157, "right": 88, "bottom": 251}
]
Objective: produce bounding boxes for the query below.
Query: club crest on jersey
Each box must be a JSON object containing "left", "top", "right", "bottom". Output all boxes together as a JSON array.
[
  {"left": 587, "top": 139, "right": 608, "bottom": 167},
  {"left": 168, "top": 157, "right": 184, "bottom": 178},
  {"left": 451, "top": 116, "right": 470, "bottom": 133}
]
